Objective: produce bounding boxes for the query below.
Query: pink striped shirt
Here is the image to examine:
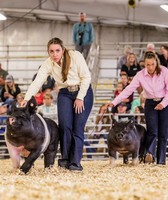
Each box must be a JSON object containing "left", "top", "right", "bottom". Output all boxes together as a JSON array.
[{"left": 112, "top": 66, "right": 168, "bottom": 108}]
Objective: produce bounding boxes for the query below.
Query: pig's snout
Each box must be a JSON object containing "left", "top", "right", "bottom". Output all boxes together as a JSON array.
[
  {"left": 117, "top": 132, "right": 124, "bottom": 139},
  {"left": 116, "top": 132, "right": 127, "bottom": 141},
  {"left": 8, "top": 117, "right": 15, "bottom": 125}
]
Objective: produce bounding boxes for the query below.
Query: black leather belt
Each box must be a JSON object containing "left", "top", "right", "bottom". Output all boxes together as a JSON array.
[{"left": 147, "top": 98, "right": 163, "bottom": 102}]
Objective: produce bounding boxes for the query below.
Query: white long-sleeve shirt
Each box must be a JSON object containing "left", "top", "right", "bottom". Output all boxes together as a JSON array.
[{"left": 25, "top": 50, "right": 91, "bottom": 101}]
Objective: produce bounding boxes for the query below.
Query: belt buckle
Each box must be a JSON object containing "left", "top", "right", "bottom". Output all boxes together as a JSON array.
[
  {"left": 153, "top": 98, "right": 161, "bottom": 102},
  {"left": 67, "top": 85, "right": 79, "bottom": 92}
]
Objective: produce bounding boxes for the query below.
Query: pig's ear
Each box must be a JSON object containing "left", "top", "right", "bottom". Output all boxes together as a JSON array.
[
  {"left": 127, "top": 117, "right": 135, "bottom": 128},
  {"left": 112, "top": 118, "right": 118, "bottom": 127},
  {"left": 9, "top": 100, "right": 18, "bottom": 114},
  {"left": 26, "top": 96, "right": 38, "bottom": 114}
]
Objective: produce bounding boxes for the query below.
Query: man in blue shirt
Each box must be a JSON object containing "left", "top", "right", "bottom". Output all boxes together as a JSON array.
[{"left": 72, "top": 12, "right": 94, "bottom": 60}]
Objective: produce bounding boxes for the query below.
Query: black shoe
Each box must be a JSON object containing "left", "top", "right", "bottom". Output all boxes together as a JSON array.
[
  {"left": 68, "top": 163, "right": 83, "bottom": 171},
  {"left": 58, "top": 159, "right": 69, "bottom": 168},
  {"left": 157, "top": 162, "right": 166, "bottom": 165}
]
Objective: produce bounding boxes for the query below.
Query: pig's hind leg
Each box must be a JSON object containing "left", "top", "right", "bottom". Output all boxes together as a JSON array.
[
  {"left": 132, "top": 150, "right": 139, "bottom": 166},
  {"left": 43, "top": 150, "right": 57, "bottom": 169}
]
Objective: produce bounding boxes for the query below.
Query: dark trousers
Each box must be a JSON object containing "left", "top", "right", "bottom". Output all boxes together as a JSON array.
[
  {"left": 57, "top": 85, "right": 93, "bottom": 166},
  {"left": 75, "top": 44, "right": 91, "bottom": 60},
  {"left": 145, "top": 99, "right": 168, "bottom": 164}
]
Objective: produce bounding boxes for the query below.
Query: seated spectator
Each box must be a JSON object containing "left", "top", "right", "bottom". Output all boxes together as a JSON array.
[
  {"left": 112, "top": 77, "right": 133, "bottom": 113},
  {"left": 34, "top": 89, "right": 44, "bottom": 106},
  {"left": 120, "top": 53, "right": 141, "bottom": 80},
  {"left": 138, "top": 60, "right": 145, "bottom": 69},
  {"left": 113, "top": 82, "right": 123, "bottom": 98},
  {"left": 120, "top": 74, "right": 130, "bottom": 87},
  {"left": 114, "top": 102, "right": 132, "bottom": 122},
  {"left": 95, "top": 103, "right": 112, "bottom": 134},
  {"left": 0, "top": 104, "right": 8, "bottom": 158},
  {"left": 0, "top": 63, "right": 8, "bottom": 97},
  {"left": 139, "top": 42, "right": 159, "bottom": 61},
  {"left": 117, "top": 45, "right": 133, "bottom": 70},
  {"left": 146, "top": 42, "right": 156, "bottom": 52},
  {"left": 37, "top": 92, "right": 57, "bottom": 122},
  {"left": 1, "top": 75, "right": 21, "bottom": 105},
  {"left": 134, "top": 105, "right": 145, "bottom": 124},
  {"left": 158, "top": 45, "right": 168, "bottom": 68},
  {"left": 0, "top": 103, "right": 8, "bottom": 115},
  {"left": 16, "top": 93, "right": 25, "bottom": 107},
  {"left": 88, "top": 103, "right": 112, "bottom": 156},
  {"left": 51, "top": 84, "right": 59, "bottom": 105},
  {"left": 131, "top": 92, "right": 145, "bottom": 113}
]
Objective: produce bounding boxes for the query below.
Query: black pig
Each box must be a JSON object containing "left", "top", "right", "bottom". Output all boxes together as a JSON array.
[
  {"left": 5, "top": 96, "right": 59, "bottom": 174},
  {"left": 107, "top": 118, "right": 146, "bottom": 166}
]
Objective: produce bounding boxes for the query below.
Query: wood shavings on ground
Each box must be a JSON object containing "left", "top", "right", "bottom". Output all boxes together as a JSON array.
[{"left": 0, "top": 159, "right": 168, "bottom": 200}]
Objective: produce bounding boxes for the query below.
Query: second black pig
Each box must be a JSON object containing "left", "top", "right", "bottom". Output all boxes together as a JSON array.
[{"left": 107, "top": 118, "right": 146, "bottom": 166}]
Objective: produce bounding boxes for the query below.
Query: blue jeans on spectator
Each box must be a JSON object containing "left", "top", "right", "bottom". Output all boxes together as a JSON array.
[
  {"left": 57, "top": 85, "right": 93, "bottom": 166},
  {"left": 145, "top": 99, "right": 168, "bottom": 164}
]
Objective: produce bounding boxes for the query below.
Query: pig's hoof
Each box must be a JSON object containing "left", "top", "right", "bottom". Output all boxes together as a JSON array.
[
  {"left": 132, "top": 159, "right": 138, "bottom": 166},
  {"left": 19, "top": 169, "right": 27, "bottom": 175},
  {"left": 109, "top": 158, "right": 116, "bottom": 167},
  {"left": 20, "top": 166, "right": 31, "bottom": 174}
]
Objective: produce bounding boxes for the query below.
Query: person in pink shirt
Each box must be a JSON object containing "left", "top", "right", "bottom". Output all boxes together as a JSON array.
[{"left": 105, "top": 51, "right": 168, "bottom": 165}]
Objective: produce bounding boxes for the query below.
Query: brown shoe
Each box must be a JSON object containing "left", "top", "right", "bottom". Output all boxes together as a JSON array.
[{"left": 144, "top": 153, "right": 154, "bottom": 164}]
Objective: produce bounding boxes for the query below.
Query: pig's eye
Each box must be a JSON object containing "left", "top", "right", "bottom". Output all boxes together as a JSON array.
[{"left": 123, "top": 128, "right": 128, "bottom": 134}]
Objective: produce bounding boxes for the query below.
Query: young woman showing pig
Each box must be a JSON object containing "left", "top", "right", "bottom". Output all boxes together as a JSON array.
[
  {"left": 21, "top": 37, "right": 93, "bottom": 171},
  {"left": 105, "top": 51, "right": 168, "bottom": 165}
]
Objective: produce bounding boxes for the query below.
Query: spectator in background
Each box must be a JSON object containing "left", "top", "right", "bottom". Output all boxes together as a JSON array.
[
  {"left": 120, "top": 74, "right": 130, "bottom": 87},
  {"left": 139, "top": 42, "right": 158, "bottom": 61},
  {"left": 0, "top": 103, "right": 8, "bottom": 115},
  {"left": 114, "top": 102, "right": 132, "bottom": 122},
  {"left": 146, "top": 42, "right": 156, "bottom": 52},
  {"left": 51, "top": 83, "right": 59, "bottom": 105},
  {"left": 16, "top": 93, "right": 25, "bottom": 107},
  {"left": 34, "top": 89, "right": 44, "bottom": 106},
  {"left": 117, "top": 45, "right": 133, "bottom": 70},
  {"left": 158, "top": 45, "right": 168, "bottom": 68},
  {"left": 120, "top": 53, "right": 141, "bottom": 80},
  {"left": 113, "top": 82, "right": 123, "bottom": 98},
  {"left": 0, "top": 63, "right": 8, "bottom": 96},
  {"left": 72, "top": 12, "right": 94, "bottom": 60},
  {"left": 1, "top": 75, "right": 21, "bottom": 105},
  {"left": 37, "top": 92, "right": 57, "bottom": 123},
  {"left": 131, "top": 92, "right": 146, "bottom": 113},
  {"left": 138, "top": 60, "right": 145, "bottom": 69},
  {"left": 95, "top": 103, "right": 112, "bottom": 133},
  {"left": 134, "top": 105, "right": 145, "bottom": 124},
  {"left": 112, "top": 75, "right": 134, "bottom": 112}
]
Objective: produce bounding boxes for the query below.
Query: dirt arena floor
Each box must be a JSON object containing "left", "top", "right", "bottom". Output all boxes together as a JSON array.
[{"left": 0, "top": 159, "right": 168, "bottom": 200}]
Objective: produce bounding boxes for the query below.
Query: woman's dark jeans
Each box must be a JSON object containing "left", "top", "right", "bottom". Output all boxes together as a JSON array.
[
  {"left": 145, "top": 99, "right": 168, "bottom": 164},
  {"left": 57, "top": 85, "right": 93, "bottom": 166}
]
